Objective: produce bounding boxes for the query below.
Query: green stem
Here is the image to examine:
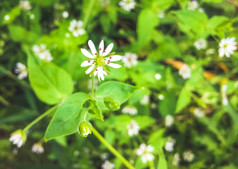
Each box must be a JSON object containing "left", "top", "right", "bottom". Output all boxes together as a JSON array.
[
  {"left": 91, "top": 76, "right": 95, "bottom": 96},
  {"left": 149, "top": 161, "right": 155, "bottom": 169},
  {"left": 23, "top": 105, "right": 58, "bottom": 132},
  {"left": 92, "top": 127, "right": 135, "bottom": 169},
  {"left": 83, "top": 0, "right": 96, "bottom": 28}
]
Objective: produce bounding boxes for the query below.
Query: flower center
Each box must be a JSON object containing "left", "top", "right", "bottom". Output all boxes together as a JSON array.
[{"left": 96, "top": 56, "right": 105, "bottom": 66}]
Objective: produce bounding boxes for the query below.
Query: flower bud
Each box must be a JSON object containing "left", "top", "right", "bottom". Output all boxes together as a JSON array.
[
  {"left": 104, "top": 97, "right": 120, "bottom": 111},
  {"left": 78, "top": 121, "right": 92, "bottom": 137},
  {"left": 9, "top": 129, "right": 27, "bottom": 148}
]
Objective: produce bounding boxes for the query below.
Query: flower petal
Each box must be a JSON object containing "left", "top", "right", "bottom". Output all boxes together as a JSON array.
[
  {"left": 108, "top": 63, "right": 121, "bottom": 68},
  {"left": 107, "top": 55, "right": 122, "bottom": 62},
  {"left": 81, "top": 60, "right": 93, "bottom": 67},
  {"left": 86, "top": 64, "right": 95, "bottom": 74},
  {"left": 102, "top": 43, "right": 114, "bottom": 56},
  {"left": 81, "top": 48, "right": 95, "bottom": 59},
  {"left": 88, "top": 40, "right": 97, "bottom": 56},
  {"left": 99, "top": 40, "right": 104, "bottom": 55}
]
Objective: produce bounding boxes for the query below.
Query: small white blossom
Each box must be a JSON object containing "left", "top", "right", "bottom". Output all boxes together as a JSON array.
[
  {"left": 119, "top": 0, "right": 136, "bottom": 11},
  {"left": 127, "top": 120, "right": 140, "bottom": 136},
  {"left": 199, "top": 8, "right": 205, "bottom": 12},
  {"left": 172, "top": 153, "right": 180, "bottom": 166},
  {"left": 4, "top": 15, "right": 10, "bottom": 21},
  {"left": 32, "top": 143, "right": 44, "bottom": 154},
  {"left": 15, "top": 63, "right": 27, "bottom": 79},
  {"left": 122, "top": 105, "right": 137, "bottom": 115},
  {"left": 155, "top": 73, "right": 162, "bottom": 80},
  {"left": 100, "top": 153, "right": 109, "bottom": 160},
  {"left": 69, "top": 20, "right": 86, "bottom": 37},
  {"left": 102, "top": 160, "right": 114, "bottom": 169},
  {"left": 179, "top": 64, "right": 191, "bottom": 79},
  {"left": 188, "top": 0, "right": 198, "bottom": 10},
  {"left": 158, "top": 94, "right": 164, "bottom": 100},
  {"left": 165, "top": 137, "right": 176, "bottom": 152},
  {"left": 219, "top": 37, "right": 237, "bottom": 57},
  {"left": 221, "top": 85, "right": 228, "bottom": 105},
  {"left": 165, "top": 115, "right": 174, "bottom": 127},
  {"left": 158, "top": 11, "right": 165, "bottom": 18},
  {"left": 206, "top": 48, "right": 215, "bottom": 55},
  {"left": 122, "top": 52, "right": 138, "bottom": 68},
  {"left": 62, "top": 11, "right": 69, "bottom": 18},
  {"left": 29, "top": 14, "right": 35, "bottom": 20},
  {"left": 194, "top": 39, "right": 207, "bottom": 50},
  {"left": 194, "top": 108, "right": 205, "bottom": 117},
  {"left": 99, "top": 0, "right": 110, "bottom": 7},
  {"left": 32, "top": 44, "right": 53, "bottom": 61},
  {"left": 19, "top": 0, "right": 32, "bottom": 11},
  {"left": 183, "top": 150, "right": 195, "bottom": 162},
  {"left": 81, "top": 40, "right": 122, "bottom": 81},
  {"left": 9, "top": 130, "right": 26, "bottom": 148},
  {"left": 74, "top": 150, "right": 80, "bottom": 156},
  {"left": 137, "top": 144, "right": 154, "bottom": 163},
  {"left": 140, "top": 95, "right": 149, "bottom": 105}
]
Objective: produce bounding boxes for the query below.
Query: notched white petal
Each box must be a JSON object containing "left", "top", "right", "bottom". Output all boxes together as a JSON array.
[
  {"left": 108, "top": 55, "right": 122, "bottom": 61},
  {"left": 81, "top": 48, "right": 94, "bottom": 59},
  {"left": 88, "top": 40, "right": 97, "bottom": 56},
  {"left": 86, "top": 64, "right": 95, "bottom": 74},
  {"left": 81, "top": 60, "right": 93, "bottom": 67},
  {"left": 99, "top": 40, "right": 104, "bottom": 55},
  {"left": 102, "top": 43, "right": 114, "bottom": 56},
  {"left": 108, "top": 63, "right": 121, "bottom": 68}
]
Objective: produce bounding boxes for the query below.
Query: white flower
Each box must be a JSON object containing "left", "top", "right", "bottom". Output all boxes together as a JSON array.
[
  {"left": 4, "top": 15, "right": 10, "bottom": 21},
  {"left": 158, "top": 94, "right": 164, "bottom": 100},
  {"left": 183, "top": 150, "right": 195, "bottom": 162},
  {"left": 179, "top": 64, "right": 191, "bottom": 79},
  {"left": 69, "top": 20, "right": 86, "bottom": 37},
  {"left": 155, "top": 73, "right": 162, "bottom": 80},
  {"left": 15, "top": 63, "right": 27, "bottom": 79},
  {"left": 194, "top": 108, "right": 205, "bottom": 117},
  {"left": 122, "top": 105, "right": 137, "bottom": 115},
  {"left": 74, "top": 150, "right": 80, "bottom": 156},
  {"left": 29, "top": 14, "right": 35, "bottom": 20},
  {"left": 9, "top": 130, "right": 27, "bottom": 148},
  {"left": 100, "top": 153, "right": 109, "bottom": 160},
  {"left": 188, "top": 0, "right": 198, "bottom": 10},
  {"left": 199, "top": 8, "right": 205, "bottom": 12},
  {"left": 102, "top": 160, "right": 114, "bottom": 169},
  {"left": 119, "top": 0, "right": 136, "bottom": 11},
  {"left": 122, "top": 52, "right": 138, "bottom": 68},
  {"left": 221, "top": 85, "right": 228, "bottom": 105},
  {"left": 81, "top": 40, "right": 122, "bottom": 81},
  {"left": 137, "top": 144, "right": 154, "bottom": 163},
  {"left": 19, "top": 0, "right": 31, "bottom": 11},
  {"left": 165, "top": 137, "right": 176, "bottom": 152},
  {"left": 194, "top": 39, "right": 207, "bottom": 50},
  {"left": 127, "top": 120, "right": 140, "bottom": 136},
  {"left": 62, "top": 11, "right": 69, "bottom": 18},
  {"left": 172, "top": 153, "right": 180, "bottom": 166},
  {"left": 219, "top": 37, "right": 237, "bottom": 57},
  {"left": 165, "top": 115, "right": 174, "bottom": 127},
  {"left": 32, "top": 44, "right": 53, "bottom": 61},
  {"left": 140, "top": 95, "right": 149, "bottom": 105},
  {"left": 206, "top": 48, "right": 215, "bottom": 55},
  {"left": 32, "top": 143, "right": 44, "bottom": 154},
  {"left": 158, "top": 11, "right": 165, "bottom": 18},
  {"left": 99, "top": 0, "right": 110, "bottom": 7}
]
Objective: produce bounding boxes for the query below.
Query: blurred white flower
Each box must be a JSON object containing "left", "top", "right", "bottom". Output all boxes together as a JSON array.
[
  {"left": 81, "top": 40, "right": 122, "bottom": 81},
  {"left": 219, "top": 37, "right": 237, "bottom": 57},
  {"left": 69, "top": 20, "right": 86, "bottom": 37},
  {"left": 119, "top": 0, "right": 136, "bottom": 11},
  {"left": 122, "top": 52, "right": 138, "bottom": 68},
  {"left": 158, "top": 94, "right": 164, "bottom": 100},
  {"left": 155, "top": 73, "right": 162, "bottom": 80},
  {"left": 100, "top": 153, "right": 109, "bottom": 160},
  {"left": 4, "top": 15, "right": 10, "bottom": 21},
  {"left": 183, "top": 150, "right": 195, "bottom": 162},
  {"left": 122, "top": 105, "right": 137, "bottom": 115},
  {"left": 29, "top": 14, "right": 35, "bottom": 20},
  {"left": 102, "top": 160, "right": 114, "bottom": 169},
  {"left": 206, "top": 48, "right": 215, "bottom": 55},
  {"left": 62, "top": 11, "right": 69, "bottom": 18},
  {"left": 194, "top": 39, "right": 207, "bottom": 50},
  {"left": 194, "top": 108, "right": 205, "bottom": 117},
  {"left": 140, "top": 95, "right": 149, "bottom": 105},
  {"left": 221, "top": 85, "right": 228, "bottom": 105},
  {"left": 15, "top": 63, "right": 27, "bottom": 79},
  {"left": 19, "top": 0, "right": 31, "bottom": 11},
  {"left": 32, "top": 44, "right": 53, "bottom": 61},
  {"left": 127, "top": 120, "right": 140, "bottom": 136},
  {"left": 65, "top": 33, "right": 70, "bottom": 38},
  {"left": 74, "top": 150, "right": 80, "bottom": 156},
  {"left": 179, "top": 64, "right": 191, "bottom": 79},
  {"left": 172, "top": 153, "right": 180, "bottom": 166},
  {"left": 165, "top": 137, "right": 176, "bottom": 152},
  {"left": 188, "top": 0, "right": 198, "bottom": 10},
  {"left": 99, "top": 0, "right": 110, "bottom": 7},
  {"left": 137, "top": 144, "right": 154, "bottom": 163},
  {"left": 32, "top": 143, "right": 44, "bottom": 154},
  {"left": 9, "top": 130, "right": 27, "bottom": 148},
  {"left": 165, "top": 115, "right": 174, "bottom": 127},
  {"left": 158, "top": 11, "right": 165, "bottom": 18},
  {"left": 199, "top": 8, "right": 205, "bottom": 12}
]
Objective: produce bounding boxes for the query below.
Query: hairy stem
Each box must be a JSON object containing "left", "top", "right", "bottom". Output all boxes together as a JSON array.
[{"left": 92, "top": 127, "right": 135, "bottom": 169}]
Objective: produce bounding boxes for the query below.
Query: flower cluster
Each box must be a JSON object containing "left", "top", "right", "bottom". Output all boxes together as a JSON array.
[{"left": 137, "top": 144, "right": 154, "bottom": 163}]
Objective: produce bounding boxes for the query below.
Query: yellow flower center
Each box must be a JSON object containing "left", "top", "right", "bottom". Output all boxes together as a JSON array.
[{"left": 96, "top": 56, "right": 105, "bottom": 66}]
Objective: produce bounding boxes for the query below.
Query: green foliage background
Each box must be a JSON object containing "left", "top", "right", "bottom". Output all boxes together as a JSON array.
[{"left": 1, "top": 0, "right": 238, "bottom": 169}]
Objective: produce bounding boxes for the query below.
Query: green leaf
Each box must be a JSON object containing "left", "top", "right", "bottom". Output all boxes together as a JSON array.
[
  {"left": 157, "top": 147, "right": 168, "bottom": 169},
  {"left": 158, "top": 91, "right": 176, "bottom": 117},
  {"left": 95, "top": 81, "right": 135, "bottom": 104},
  {"left": 137, "top": 8, "right": 159, "bottom": 48},
  {"left": 175, "top": 87, "right": 192, "bottom": 113},
  {"left": 44, "top": 92, "right": 89, "bottom": 140},
  {"left": 27, "top": 53, "right": 74, "bottom": 105}
]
